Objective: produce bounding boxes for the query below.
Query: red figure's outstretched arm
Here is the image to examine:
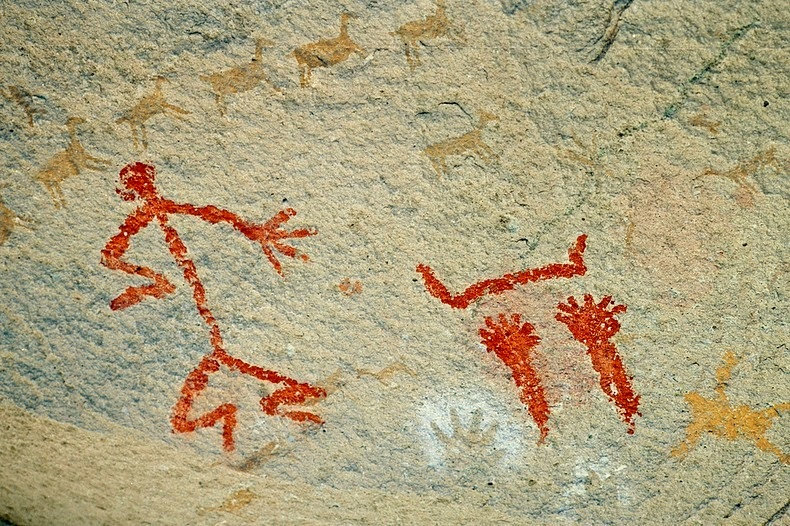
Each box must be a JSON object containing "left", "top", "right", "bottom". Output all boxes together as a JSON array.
[
  {"left": 101, "top": 207, "right": 176, "bottom": 310},
  {"left": 165, "top": 202, "right": 316, "bottom": 275},
  {"left": 416, "top": 235, "right": 588, "bottom": 309},
  {"left": 555, "top": 295, "right": 640, "bottom": 433}
]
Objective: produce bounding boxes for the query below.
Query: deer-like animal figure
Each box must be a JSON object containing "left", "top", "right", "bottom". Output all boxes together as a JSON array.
[
  {"left": 392, "top": 0, "right": 461, "bottom": 69},
  {"left": 201, "top": 39, "right": 283, "bottom": 116},
  {"left": 35, "top": 117, "right": 111, "bottom": 208},
  {"left": 0, "top": 187, "right": 31, "bottom": 246},
  {"left": 116, "top": 77, "right": 190, "bottom": 149},
  {"left": 1, "top": 85, "right": 46, "bottom": 127},
  {"left": 292, "top": 13, "right": 367, "bottom": 87},
  {"left": 424, "top": 110, "right": 498, "bottom": 175}
]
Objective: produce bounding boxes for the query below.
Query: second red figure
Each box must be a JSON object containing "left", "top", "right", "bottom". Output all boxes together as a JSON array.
[{"left": 418, "top": 235, "right": 640, "bottom": 442}]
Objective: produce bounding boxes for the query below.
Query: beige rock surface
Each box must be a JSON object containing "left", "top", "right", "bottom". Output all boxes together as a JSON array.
[{"left": 1, "top": 0, "right": 788, "bottom": 523}]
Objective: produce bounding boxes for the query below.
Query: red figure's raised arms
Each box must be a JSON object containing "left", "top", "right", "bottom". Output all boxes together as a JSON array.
[
  {"left": 416, "top": 234, "right": 587, "bottom": 309},
  {"left": 555, "top": 295, "right": 640, "bottom": 433},
  {"left": 479, "top": 313, "right": 550, "bottom": 442},
  {"left": 102, "top": 162, "right": 325, "bottom": 451}
]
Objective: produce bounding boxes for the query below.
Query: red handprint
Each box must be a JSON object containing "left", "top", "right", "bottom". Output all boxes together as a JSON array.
[
  {"left": 479, "top": 313, "right": 550, "bottom": 442},
  {"left": 556, "top": 295, "right": 640, "bottom": 433},
  {"left": 102, "top": 162, "right": 325, "bottom": 451}
]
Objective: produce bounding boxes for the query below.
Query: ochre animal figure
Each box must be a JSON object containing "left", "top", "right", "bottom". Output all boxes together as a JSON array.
[
  {"left": 116, "top": 77, "right": 190, "bottom": 149},
  {"left": 292, "top": 13, "right": 367, "bottom": 87},
  {"left": 1, "top": 85, "right": 46, "bottom": 126},
  {"left": 702, "top": 147, "right": 779, "bottom": 208},
  {"left": 201, "top": 39, "right": 283, "bottom": 116},
  {"left": 35, "top": 117, "right": 110, "bottom": 207},
  {"left": 392, "top": 0, "right": 460, "bottom": 69},
  {"left": 424, "top": 110, "right": 498, "bottom": 175},
  {"left": 0, "top": 190, "right": 30, "bottom": 246},
  {"left": 102, "top": 162, "right": 325, "bottom": 451},
  {"left": 672, "top": 351, "right": 789, "bottom": 464}
]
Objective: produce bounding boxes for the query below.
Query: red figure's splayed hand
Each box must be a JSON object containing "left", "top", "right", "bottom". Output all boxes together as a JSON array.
[
  {"left": 252, "top": 207, "right": 317, "bottom": 276},
  {"left": 555, "top": 295, "right": 640, "bottom": 433},
  {"left": 479, "top": 313, "right": 551, "bottom": 442},
  {"left": 416, "top": 235, "right": 587, "bottom": 309}
]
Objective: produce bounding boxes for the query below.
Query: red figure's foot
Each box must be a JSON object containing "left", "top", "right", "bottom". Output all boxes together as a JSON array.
[
  {"left": 172, "top": 401, "right": 239, "bottom": 452},
  {"left": 110, "top": 278, "right": 176, "bottom": 310},
  {"left": 479, "top": 313, "right": 550, "bottom": 442},
  {"left": 252, "top": 208, "right": 317, "bottom": 275},
  {"left": 556, "top": 295, "right": 640, "bottom": 432},
  {"left": 261, "top": 382, "right": 327, "bottom": 424}
]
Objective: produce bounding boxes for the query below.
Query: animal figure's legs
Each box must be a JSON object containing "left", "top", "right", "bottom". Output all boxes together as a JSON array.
[
  {"left": 753, "top": 404, "right": 790, "bottom": 464},
  {"left": 476, "top": 142, "right": 498, "bottom": 161},
  {"left": 405, "top": 41, "right": 420, "bottom": 68},
  {"left": 262, "top": 76, "right": 284, "bottom": 94},
  {"left": 426, "top": 153, "right": 445, "bottom": 175},
  {"left": 126, "top": 123, "right": 140, "bottom": 150},
  {"left": 353, "top": 42, "right": 368, "bottom": 58},
  {"left": 40, "top": 178, "right": 62, "bottom": 208},
  {"left": 52, "top": 182, "right": 66, "bottom": 208},
  {"left": 164, "top": 103, "right": 190, "bottom": 118},
  {"left": 754, "top": 436, "right": 789, "bottom": 464},
  {"left": 140, "top": 125, "right": 149, "bottom": 150},
  {"left": 214, "top": 93, "right": 227, "bottom": 116},
  {"left": 299, "top": 65, "right": 311, "bottom": 88}
]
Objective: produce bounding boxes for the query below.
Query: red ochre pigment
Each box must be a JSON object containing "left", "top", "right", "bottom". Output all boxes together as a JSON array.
[
  {"left": 102, "top": 162, "right": 325, "bottom": 451},
  {"left": 479, "top": 313, "right": 550, "bottom": 442},
  {"left": 417, "top": 235, "right": 640, "bottom": 438},
  {"left": 416, "top": 235, "right": 587, "bottom": 309},
  {"left": 556, "top": 295, "right": 640, "bottom": 433}
]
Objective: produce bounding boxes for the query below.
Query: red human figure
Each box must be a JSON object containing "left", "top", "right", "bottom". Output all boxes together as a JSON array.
[
  {"left": 555, "top": 295, "right": 640, "bottom": 433},
  {"left": 102, "top": 162, "right": 326, "bottom": 451},
  {"left": 416, "top": 234, "right": 587, "bottom": 309},
  {"left": 479, "top": 313, "right": 550, "bottom": 442}
]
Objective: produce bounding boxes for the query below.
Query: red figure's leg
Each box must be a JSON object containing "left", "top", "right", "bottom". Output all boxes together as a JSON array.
[
  {"left": 479, "top": 313, "right": 550, "bottom": 442},
  {"left": 555, "top": 295, "right": 640, "bottom": 433},
  {"left": 171, "top": 355, "right": 238, "bottom": 451},
  {"left": 211, "top": 346, "right": 327, "bottom": 424},
  {"left": 170, "top": 348, "right": 325, "bottom": 451},
  {"left": 260, "top": 382, "right": 327, "bottom": 424}
]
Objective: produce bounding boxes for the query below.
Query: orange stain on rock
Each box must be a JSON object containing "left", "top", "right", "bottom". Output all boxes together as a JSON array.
[
  {"left": 479, "top": 313, "right": 550, "bottom": 442},
  {"left": 338, "top": 278, "right": 363, "bottom": 296},
  {"left": 556, "top": 295, "right": 640, "bottom": 432},
  {"left": 102, "top": 162, "right": 324, "bottom": 451},
  {"left": 672, "top": 351, "right": 789, "bottom": 464}
]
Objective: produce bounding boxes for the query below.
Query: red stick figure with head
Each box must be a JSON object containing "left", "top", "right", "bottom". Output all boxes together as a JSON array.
[{"left": 102, "top": 162, "right": 326, "bottom": 451}]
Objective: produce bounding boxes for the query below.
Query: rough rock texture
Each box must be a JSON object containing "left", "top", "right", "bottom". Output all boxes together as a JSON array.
[{"left": 0, "top": 0, "right": 788, "bottom": 524}]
